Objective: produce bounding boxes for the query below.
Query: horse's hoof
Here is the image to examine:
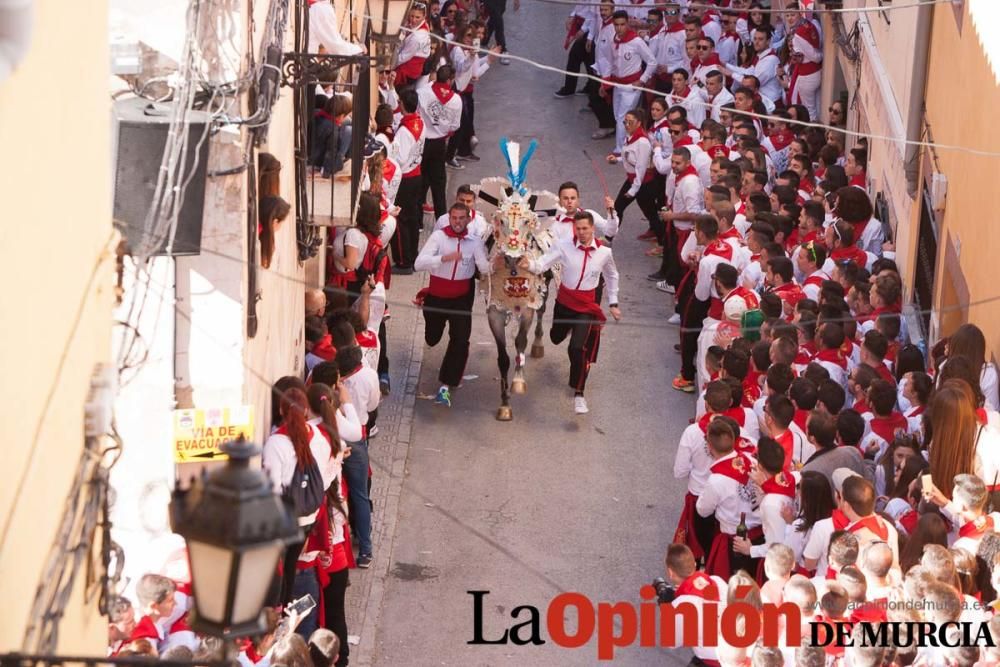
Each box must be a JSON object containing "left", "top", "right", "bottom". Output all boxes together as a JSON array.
[
  {"left": 496, "top": 405, "right": 513, "bottom": 421},
  {"left": 512, "top": 378, "right": 527, "bottom": 394},
  {"left": 530, "top": 343, "right": 545, "bottom": 359}
]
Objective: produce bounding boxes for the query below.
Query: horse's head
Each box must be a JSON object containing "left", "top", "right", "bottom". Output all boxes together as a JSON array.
[{"left": 494, "top": 187, "right": 541, "bottom": 258}]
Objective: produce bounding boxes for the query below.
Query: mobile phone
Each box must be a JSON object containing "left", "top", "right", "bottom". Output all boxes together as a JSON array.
[
  {"left": 921, "top": 474, "right": 933, "bottom": 493},
  {"left": 472, "top": 38, "right": 481, "bottom": 49},
  {"left": 272, "top": 594, "right": 317, "bottom": 644},
  {"left": 287, "top": 593, "right": 317, "bottom": 618}
]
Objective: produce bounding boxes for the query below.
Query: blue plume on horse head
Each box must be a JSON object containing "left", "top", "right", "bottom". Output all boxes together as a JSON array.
[{"left": 498, "top": 137, "right": 538, "bottom": 196}]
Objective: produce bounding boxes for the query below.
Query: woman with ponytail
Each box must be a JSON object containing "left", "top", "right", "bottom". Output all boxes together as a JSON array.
[
  {"left": 263, "top": 385, "right": 336, "bottom": 604},
  {"left": 306, "top": 382, "right": 364, "bottom": 474}
]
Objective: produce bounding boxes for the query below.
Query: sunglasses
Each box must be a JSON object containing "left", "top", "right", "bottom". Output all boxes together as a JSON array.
[{"left": 665, "top": 9, "right": 679, "bottom": 15}]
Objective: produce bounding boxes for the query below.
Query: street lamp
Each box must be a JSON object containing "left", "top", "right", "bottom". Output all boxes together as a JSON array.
[
  {"left": 170, "top": 438, "right": 300, "bottom": 639},
  {"left": 366, "top": 0, "right": 413, "bottom": 69}
]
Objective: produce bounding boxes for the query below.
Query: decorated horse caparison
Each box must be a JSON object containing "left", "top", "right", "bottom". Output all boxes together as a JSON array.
[{"left": 476, "top": 139, "right": 560, "bottom": 421}]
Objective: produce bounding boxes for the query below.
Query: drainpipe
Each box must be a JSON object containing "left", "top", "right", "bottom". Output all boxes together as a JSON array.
[
  {"left": 819, "top": 10, "right": 837, "bottom": 125},
  {"left": 904, "top": 1, "right": 933, "bottom": 198},
  {"left": 0, "top": 0, "right": 33, "bottom": 83}
]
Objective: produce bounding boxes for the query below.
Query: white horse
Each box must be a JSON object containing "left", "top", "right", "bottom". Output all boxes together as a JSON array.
[{"left": 475, "top": 140, "right": 559, "bottom": 421}]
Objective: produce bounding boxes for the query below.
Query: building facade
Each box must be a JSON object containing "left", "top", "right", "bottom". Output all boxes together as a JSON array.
[
  {"left": 912, "top": 0, "right": 1000, "bottom": 349},
  {"left": 0, "top": 0, "right": 114, "bottom": 652}
]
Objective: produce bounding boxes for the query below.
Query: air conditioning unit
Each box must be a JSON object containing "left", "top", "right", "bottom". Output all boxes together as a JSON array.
[{"left": 112, "top": 98, "right": 210, "bottom": 256}]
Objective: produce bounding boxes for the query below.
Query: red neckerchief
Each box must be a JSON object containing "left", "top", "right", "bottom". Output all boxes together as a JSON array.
[
  {"left": 614, "top": 29, "right": 640, "bottom": 48},
  {"left": 673, "top": 135, "right": 694, "bottom": 148},
  {"left": 666, "top": 21, "right": 685, "bottom": 33},
  {"left": 849, "top": 171, "right": 866, "bottom": 187},
  {"left": 832, "top": 509, "right": 850, "bottom": 530},
  {"left": 647, "top": 23, "right": 663, "bottom": 38},
  {"left": 803, "top": 269, "right": 828, "bottom": 287},
  {"left": 602, "top": 16, "right": 614, "bottom": 27},
  {"left": 769, "top": 128, "right": 795, "bottom": 151},
  {"left": 772, "top": 281, "right": 805, "bottom": 307},
  {"left": 815, "top": 347, "right": 848, "bottom": 369},
  {"left": 825, "top": 567, "right": 838, "bottom": 581},
  {"left": 673, "top": 85, "right": 692, "bottom": 99},
  {"left": 849, "top": 515, "right": 889, "bottom": 540},
  {"left": 959, "top": 515, "right": 995, "bottom": 539},
  {"left": 698, "top": 52, "right": 722, "bottom": 69},
  {"left": 800, "top": 177, "right": 816, "bottom": 193},
  {"left": 751, "top": 48, "right": 774, "bottom": 66},
  {"left": 761, "top": 469, "right": 795, "bottom": 498},
  {"left": 719, "top": 226, "right": 741, "bottom": 241},
  {"left": 676, "top": 571, "right": 720, "bottom": 600},
  {"left": 854, "top": 398, "right": 871, "bottom": 415},
  {"left": 701, "top": 11, "right": 719, "bottom": 25},
  {"left": 727, "top": 285, "right": 760, "bottom": 310},
  {"left": 977, "top": 408, "right": 989, "bottom": 426},
  {"left": 723, "top": 30, "right": 740, "bottom": 41},
  {"left": 795, "top": 20, "right": 821, "bottom": 49},
  {"left": 400, "top": 112, "right": 424, "bottom": 139},
  {"left": 129, "top": 615, "right": 161, "bottom": 641},
  {"left": 651, "top": 118, "right": 670, "bottom": 134},
  {"left": 432, "top": 81, "right": 455, "bottom": 104},
  {"left": 831, "top": 245, "right": 868, "bottom": 266},
  {"left": 841, "top": 337, "right": 855, "bottom": 359},
  {"left": 238, "top": 639, "right": 264, "bottom": 664},
  {"left": 792, "top": 408, "right": 810, "bottom": 433},
  {"left": 800, "top": 230, "right": 819, "bottom": 244},
  {"left": 704, "top": 239, "right": 734, "bottom": 261},
  {"left": 869, "top": 412, "right": 908, "bottom": 443},
  {"left": 315, "top": 109, "right": 333, "bottom": 122},
  {"left": 710, "top": 453, "right": 750, "bottom": 483},
  {"left": 906, "top": 405, "right": 925, "bottom": 418},
  {"left": 697, "top": 412, "right": 714, "bottom": 433},
  {"left": 441, "top": 225, "right": 468, "bottom": 239},
  {"left": 897, "top": 509, "right": 919, "bottom": 535},
  {"left": 704, "top": 143, "right": 728, "bottom": 159},
  {"left": 626, "top": 126, "right": 647, "bottom": 145},
  {"left": 723, "top": 406, "right": 746, "bottom": 426}
]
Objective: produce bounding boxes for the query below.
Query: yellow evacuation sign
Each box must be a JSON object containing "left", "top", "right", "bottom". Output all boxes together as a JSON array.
[{"left": 173, "top": 405, "right": 253, "bottom": 463}]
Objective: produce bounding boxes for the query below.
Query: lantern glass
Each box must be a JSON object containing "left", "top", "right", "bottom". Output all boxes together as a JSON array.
[
  {"left": 187, "top": 540, "right": 233, "bottom": 624},
  {"left": 368, "top": 0, "right": 411, "bottom": 39},
  {"left": 231, "top": 541, "right": 285, "bottom": 624}
]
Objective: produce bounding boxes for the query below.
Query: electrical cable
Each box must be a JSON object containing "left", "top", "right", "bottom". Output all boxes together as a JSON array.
[{"left": 156, "top": 242, "right": 1000, "bottom": 335}]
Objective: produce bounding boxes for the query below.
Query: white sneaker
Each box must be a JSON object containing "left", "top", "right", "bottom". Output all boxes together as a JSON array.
[
  {"left": 667, "top": 313, "right": 681, "bottom": 325},
  {"left": 655, "top": 280, "right": 676, "bottom": 294},
  {"left": 574, "top": 396, "right": 589, "bottom": 414}
]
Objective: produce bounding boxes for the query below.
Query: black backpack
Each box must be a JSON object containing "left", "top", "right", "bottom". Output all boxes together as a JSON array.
[{"left": 280, "top": 426, "right": 325, "bottom": 518}]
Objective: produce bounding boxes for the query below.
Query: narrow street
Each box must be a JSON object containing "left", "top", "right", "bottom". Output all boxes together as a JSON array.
[{"left": 360, "top": 2, "right": 697, "bottom": 663}]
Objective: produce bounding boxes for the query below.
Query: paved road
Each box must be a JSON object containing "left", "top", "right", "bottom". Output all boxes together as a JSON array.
[{"left": 366, "top": 3, "right": 698, "bottom": 664}]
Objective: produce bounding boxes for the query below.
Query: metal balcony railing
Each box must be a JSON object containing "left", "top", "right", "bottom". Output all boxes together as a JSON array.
[{"left": 281, "top": 0, "right": 372, "bottom": 262}]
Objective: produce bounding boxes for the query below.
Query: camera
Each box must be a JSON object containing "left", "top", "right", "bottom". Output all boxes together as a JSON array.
[{"left": 652, "top": 577, "right": 675, "bottom": 604}]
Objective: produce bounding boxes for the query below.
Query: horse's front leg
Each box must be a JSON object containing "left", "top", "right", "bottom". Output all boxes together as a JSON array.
[
  {"left": 488, "top": 306, "right": 514, "bottom": 421},
  {"left": 511, "top": 309, "right": 534, "bottom": 394},
  {"left": 531, "top": 273, "right": 552, "bottom": 358}
]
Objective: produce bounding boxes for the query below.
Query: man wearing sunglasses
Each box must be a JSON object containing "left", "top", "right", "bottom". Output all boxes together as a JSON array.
[
  {"left": 657, "top": 3, "right": 687, "bottom": 82},
  {"left": 716, "top": 12, "right": 741, "bottom": 67},
  {"left": 718, "top": 27, "right": 782, "bottom": 104},
  {"left": 603, "top": 10, "right": 657, "bottom": 156}
]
